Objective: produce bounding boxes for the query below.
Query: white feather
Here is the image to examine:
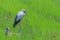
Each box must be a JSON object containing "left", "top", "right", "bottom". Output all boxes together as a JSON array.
[{"left": 16, "top": 11, "right": 25, "bottom": 21}]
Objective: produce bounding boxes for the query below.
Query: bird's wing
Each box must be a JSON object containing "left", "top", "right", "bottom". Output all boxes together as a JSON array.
[
  {"left": 13, "top": 15, "right": 21, "bottom": 27},
  {"left": 16, "top": 15, "right": 22, "bottom": 22},
  {"left": 15, "top": 11, "right": 25, "bottom": 22},
  {"left": 13, "top": 15, "right": 17, "bottom": 25}
]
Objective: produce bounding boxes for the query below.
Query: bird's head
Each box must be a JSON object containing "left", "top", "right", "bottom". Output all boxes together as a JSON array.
[
  {"left": 21, "top": 9, "right": 26, "bottom": 14},
  {"left": 6, "top": 27, "right": 10, "bottom": 30}
]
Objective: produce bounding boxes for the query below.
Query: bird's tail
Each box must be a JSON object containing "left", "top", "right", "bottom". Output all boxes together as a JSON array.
[{"left": 13, "top": 24, "right": 16, "bottom": 28}]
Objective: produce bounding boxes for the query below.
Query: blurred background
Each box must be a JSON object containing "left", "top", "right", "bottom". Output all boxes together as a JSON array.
[{"left": 0, "top": 0, "right": 60, "bottom": 40}]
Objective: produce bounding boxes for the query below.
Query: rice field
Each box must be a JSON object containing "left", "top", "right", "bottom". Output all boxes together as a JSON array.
[{"left": 0, "top": 0, "right": 60, "bottom": 40}]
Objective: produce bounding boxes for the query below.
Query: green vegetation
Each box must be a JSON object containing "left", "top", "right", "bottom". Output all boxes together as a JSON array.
[{"left": 0, "top": 0, "right": 60, "bottom": 40}]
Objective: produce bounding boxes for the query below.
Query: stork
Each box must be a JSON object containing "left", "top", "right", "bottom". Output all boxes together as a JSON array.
[{"left": 13, "top": 9, "right": 26, "bottom": 28}]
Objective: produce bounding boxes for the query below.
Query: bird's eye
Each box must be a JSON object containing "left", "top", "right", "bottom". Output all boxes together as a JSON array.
[{"left": 23, "top": 11, "right": 26, "bottom": 13}]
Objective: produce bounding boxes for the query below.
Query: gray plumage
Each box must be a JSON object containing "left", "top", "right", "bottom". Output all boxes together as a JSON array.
[{"left": 13, "top": 9, "right": 26, "bottom": 28}]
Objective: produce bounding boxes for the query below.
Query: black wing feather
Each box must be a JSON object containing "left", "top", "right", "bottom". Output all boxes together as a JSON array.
[{"left": 13, "top": 15, "right": 21, "bottom": 28}]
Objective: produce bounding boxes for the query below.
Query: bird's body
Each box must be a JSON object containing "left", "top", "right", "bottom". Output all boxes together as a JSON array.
[
  {"left": 13, "top": 9, "right": 26, "bottom": 28},
  {"left": 16, "top": 11, "right": 25, "bottom": 22},
  {"left": 5, "top": 27, "right": 10, "bottom": 35}
]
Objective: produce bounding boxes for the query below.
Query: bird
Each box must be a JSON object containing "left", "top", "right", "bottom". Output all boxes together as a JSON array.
[
  {"left": 13, "top": 9, "right": 26, "bottom": 28},
  {"left": 5, "top": 27, "right": 10, "bottom": 35}
]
